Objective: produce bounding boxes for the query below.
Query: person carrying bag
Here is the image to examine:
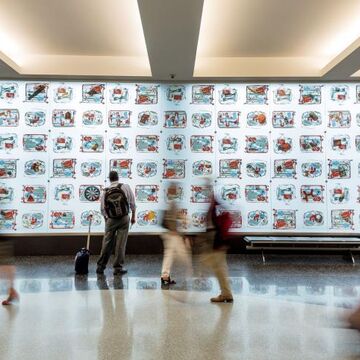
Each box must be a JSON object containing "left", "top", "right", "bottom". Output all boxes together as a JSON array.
[{"left": 96, "top": 171, "right": 136, "bottom": 276}]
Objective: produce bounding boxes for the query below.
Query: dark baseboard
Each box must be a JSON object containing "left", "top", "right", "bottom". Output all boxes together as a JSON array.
[
  {"left": 12, "top": 235, "right": 247, "bottom": 256},
  {"left": 11, "top": 234, "right": 356, "bottom": 257},
  {"left": 13, "top": 235, "right": 163, "bottom": 256}
]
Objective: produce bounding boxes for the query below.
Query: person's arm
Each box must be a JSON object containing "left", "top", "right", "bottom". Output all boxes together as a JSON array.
[
  {"left": 131, "top": 208, "right": 136, "bottom": 225},
  {"left": 130, "top": 190, "right": 136, "bottom": 225},
  {"left": 100, "top": 189, "right": 107, "bottom": 219},
  {"left": 124, "top": 184, "right": 136, "bottom": 224}
]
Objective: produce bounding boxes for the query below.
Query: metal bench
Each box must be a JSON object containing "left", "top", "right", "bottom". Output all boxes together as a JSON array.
[{"left": 244, "top": 236, "right": 360, "bottom": 264}]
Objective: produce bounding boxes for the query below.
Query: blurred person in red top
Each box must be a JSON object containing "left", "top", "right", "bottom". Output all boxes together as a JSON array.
[{"left": 198, "top": 192, "right": 233, "bottom": 303}]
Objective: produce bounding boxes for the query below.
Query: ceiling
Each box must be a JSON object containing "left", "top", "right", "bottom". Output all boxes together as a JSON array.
[
  {"left": 0, "top": 0, "right": 360, "bottom": 81},
  {"left": 0, "top": 0, "right": 151, "bottom": 77}
]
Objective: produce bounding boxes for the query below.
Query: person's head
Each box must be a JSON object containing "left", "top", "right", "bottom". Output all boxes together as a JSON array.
[
  {"left": 168, "top": 181, "right": 177, "bottom": 193},
  {"left": 109, "top": 170, "right": 119, "bottom": 183}
]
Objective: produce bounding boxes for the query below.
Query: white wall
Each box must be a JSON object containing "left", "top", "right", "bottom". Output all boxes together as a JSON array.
[{"left": 0, "top": 82, "right": 359, "bottom": 235}]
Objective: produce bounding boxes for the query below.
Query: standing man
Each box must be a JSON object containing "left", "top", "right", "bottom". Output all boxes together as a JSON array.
[{"left": 97, "top": 170, "right": 136, "bottom": 275}]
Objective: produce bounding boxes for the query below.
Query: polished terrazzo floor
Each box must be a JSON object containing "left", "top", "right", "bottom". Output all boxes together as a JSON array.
[{"left": 1, "top": 254, "right": 360, "bottom": 359}]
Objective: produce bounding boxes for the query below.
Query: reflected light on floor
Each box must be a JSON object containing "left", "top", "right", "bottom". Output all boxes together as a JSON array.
[{"left": 0, "top": 288, "right": 360, "bottom": 359}]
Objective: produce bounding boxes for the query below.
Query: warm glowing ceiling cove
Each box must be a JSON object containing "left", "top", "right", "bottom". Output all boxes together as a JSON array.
[
  {"left": 194, "top": 0, "right": 360, "bottom": 77},
  {"left": 0, "top": 0, "right": 151, "bottom": 77}
]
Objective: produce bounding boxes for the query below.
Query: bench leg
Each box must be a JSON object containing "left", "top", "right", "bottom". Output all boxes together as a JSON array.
[
  {"left": 261, "top": 250, "right": 266, "bottom": 264},
  {"left": 349, "top": 250, "right": 355, "bottom": 265}
]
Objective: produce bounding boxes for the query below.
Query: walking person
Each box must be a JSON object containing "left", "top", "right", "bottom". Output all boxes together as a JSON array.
[
  {"left": 96, "top": 171, "right": 136, "bottom": 275},
  {"left": 198, "top": 194, "right": 233, "bottom": 303},
  {"left": 0, "top": 237, "right": 19, "bottom": 305},
  {"left": 161, "top": 183, "right": 192, "bottom": 285}
]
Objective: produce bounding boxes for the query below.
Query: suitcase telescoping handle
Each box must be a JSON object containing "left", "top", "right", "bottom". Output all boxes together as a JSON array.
[{"left": 86, "top": 214, "right": 93, "bottom": 250}]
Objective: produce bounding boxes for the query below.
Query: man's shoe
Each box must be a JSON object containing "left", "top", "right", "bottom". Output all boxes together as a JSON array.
[
  {"left": 114, "top": 268, "right": 127, "bottom": 275},
  {"left": 210, "top": 294, "right": 234, "bottom": 303},
  {"left": 96, "top": 267, "right": 104, "bottom": 275}
]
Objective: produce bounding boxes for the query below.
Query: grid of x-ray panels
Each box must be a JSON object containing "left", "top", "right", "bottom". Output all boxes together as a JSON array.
[{"left": 0, "top": 81, "right": 360, "bottom": 234}]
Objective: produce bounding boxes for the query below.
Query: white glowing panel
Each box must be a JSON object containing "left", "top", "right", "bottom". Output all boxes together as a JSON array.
[{"left": 0, "top": 81, "right": 360, "bottom": 234}]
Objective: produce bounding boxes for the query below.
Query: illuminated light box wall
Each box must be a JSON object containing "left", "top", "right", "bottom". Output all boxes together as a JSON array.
[{"left": 0, "top": 82, "right": 359, "bottom": 234}]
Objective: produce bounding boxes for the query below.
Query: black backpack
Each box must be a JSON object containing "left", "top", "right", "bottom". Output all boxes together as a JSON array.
[{"left": 104, "top": 184, "right": 129, "bottom": 219}]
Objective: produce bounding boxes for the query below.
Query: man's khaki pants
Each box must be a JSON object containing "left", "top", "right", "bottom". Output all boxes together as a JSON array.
[
  {"left": 161, "top": 232, "right": 192, "bottom": 277},
  {"left": 97, "top": 216, "right": 129, "bottom": 271},
  {"left": 198, "top": 231, "right": 232, "bottom": 298}
]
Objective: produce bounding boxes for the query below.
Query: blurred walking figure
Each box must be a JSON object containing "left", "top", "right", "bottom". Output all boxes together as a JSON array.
[
  {"left": 348, "top": 305, "right": 360, "bottom": 330},
  {"left": 0, "top": 238, "right": 19, "bottom": 305},
  {"left": 198, "top": 194, "right": 233, "bottom": 303},
  {"left": 161, "top": 183, "right": 192, "bottom": 285}
]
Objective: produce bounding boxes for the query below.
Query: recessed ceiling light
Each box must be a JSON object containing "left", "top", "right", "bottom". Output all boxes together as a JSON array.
[
  {"left": 0, "top": 0, "right": 151, "bottom": 76},
  {"left": 0, "top": 30, "right": 24, "bottom": 67},
  {"left": 194, "top": 0, "right": 360, "bottom": 78}
]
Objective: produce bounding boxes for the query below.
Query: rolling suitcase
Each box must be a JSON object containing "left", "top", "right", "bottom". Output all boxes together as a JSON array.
[{"left": 75, "top": 215, "right": 93, "bottom": 275}]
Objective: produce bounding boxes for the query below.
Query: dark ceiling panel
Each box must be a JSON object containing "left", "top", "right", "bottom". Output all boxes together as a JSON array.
[
  {"left": 0, "top": 59, "right": 19, "bottom": 78},
  {"left": 138, "top": 0, "right": 204, "bottom": 81}
]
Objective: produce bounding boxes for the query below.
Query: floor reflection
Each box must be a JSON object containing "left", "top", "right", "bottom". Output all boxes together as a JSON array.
[
  {"left": 2, "top": 276, "right": 360, "bottom": 309},
  {"left": 0, "top": 288, "right": 359, "bottom": 359},
  {"left": 98, "top": 289, "right": 133, "bottom": 360}
]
